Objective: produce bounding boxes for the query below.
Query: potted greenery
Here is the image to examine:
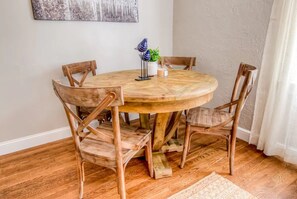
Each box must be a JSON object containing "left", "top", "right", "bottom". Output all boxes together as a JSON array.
[{"left": 148, "top": 48, "right": 160, "bottom": 76}]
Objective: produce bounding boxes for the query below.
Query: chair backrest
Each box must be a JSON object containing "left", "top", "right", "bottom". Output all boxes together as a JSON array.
[
  {"left": 62, "top": 60, "right": 97, "bottom": 87},
  {"left": 159, "top": 56, "right": 196, "bottom": 70},
  {"left": 52, "top": 80, "right": 124, "bottom": 152},
  {"left": 230, "top": 63, "right": 258, "bottom": 126}
]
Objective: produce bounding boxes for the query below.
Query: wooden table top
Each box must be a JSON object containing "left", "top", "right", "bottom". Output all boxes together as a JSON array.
[{"left": 84, "top": 69, "right": 218, "bottom": 113}]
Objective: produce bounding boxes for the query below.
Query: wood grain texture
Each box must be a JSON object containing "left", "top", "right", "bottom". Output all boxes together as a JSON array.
[
  {"left": 164, "top": 111, "right": 183, "bottom": 144},
  {"left": 83, "top": 69, "right": 217, "bottom": 179},
  {"left": 52, "top": 81, "right": 153, "bottom": 199},
  {"left": 53, "top": 80, "right": 124, "bottom": 107},
  {"left": 180, "top": 63, "right": 258, "bottom": 176},
  {"left": 0, "top": 117, "right": 296, "bottom": 199},
  {"left": 187, "top": 107, "right": 233, "bottom": 128},
  {"left": 62, "top": 60, "right": 113, "bottom": 123},
  {"left": 152, "top": 152, "right": 172, "bottom": 179},
  {"left": 153, "top": 113, "right": 171, "bottom": 150},
  {"left": 62, "top": 60, "right": 97, "bottom": 87},
  {"left": 62, "top": 60, "right": 130, "bottom": 124},
  {"left": 139, "top": 114, "right": 150, "bottom": 129},
  {"left": 83, "top": 70, "right": 218, "bottom": 113},
  {"left": 160, "top": 139, "right": 183, "bottom": 153}
]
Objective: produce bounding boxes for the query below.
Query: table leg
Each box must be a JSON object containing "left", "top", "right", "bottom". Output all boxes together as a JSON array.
[
  {"left": 164, "top": 111, "right": 182, "bottom": 144},
  {"left": 139, "top": 114, "right": 150, "bottom": 129},
  {"left": 152, "top": 112, "right": 184, "bottom": 179},
  {"left": 153, "top": 112, "right": 170, "bottom": 151},
  {"left": 152, "top": 152, "right": 172, "bottom": 179},
  {"left": 140, "top": 112, "right": 184, "bottom": 179}
]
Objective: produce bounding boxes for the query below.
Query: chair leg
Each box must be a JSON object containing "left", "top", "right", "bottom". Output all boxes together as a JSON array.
[
  {"left": 112, "top": 106, "right": 126, "bottom": 198},
  {"left": 227, "top": 135, "right": 231, "bottom": 157},
  {"left": 180, "top": 123, "right": 191, "bottom": 169},
  {"left": 229, "top": 133, "right": 236, "bottom": 175},
  {"left": 116, "top": 165, "right": 126, "bottom": 199},
  {"left": 145, "top": 136, "right": 154, "bottom": 178},
  {"left": 226, "top": 138, "right": 228, "bottom": 153},
  {"left": 77, "top": 159, "right": 85, "bottom": 199},
  {"left": 124, "top": 113, "right": 130, "bottom": 125}
]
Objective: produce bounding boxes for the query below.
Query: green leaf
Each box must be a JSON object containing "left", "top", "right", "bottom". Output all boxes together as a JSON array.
[{"left": 148, "top": 48, "right": 160, "bottom": 62}]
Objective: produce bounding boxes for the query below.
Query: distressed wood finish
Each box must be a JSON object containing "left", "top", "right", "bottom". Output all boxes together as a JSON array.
[
  {"left": 164, "top": 111, "right": 183, "bottom": 143},
  {"left": 52, "top": 80, "right": 153, "bottom": 199},
  {"left": 159, "top": 56, "right": 196, "bottom": 70},
  {"left": 62, "top": 60, "right": 130, "bottom": 124},
  {"left": 160, "top": 139, "right": 183, "bottom": 153},
  {"left": 62, "top": 60, "right": 97, "bottom": 87},
  {"left": 153, "top": 113, "right": 171, "bottom": 151},
  {"left": 1, "top": 118, "right": 296, "bottom": 199},
  {"left": 158, "top": 56, "right": 196, "bottom": 139},
  {"left": 84, "top": 70, "right": 218, "bottom": 113},
  {"left": 186, "top": 107, "right": 233, "bottom": 128},
  {"left": 152, "top": 152, "right": 172, "bottom": 179},
  {"left": 84, "top": 69, "right": 217, "bottom": 146},
  {"left": 180, "top": 63, "right": 258, "bottom": 176},
  {"left": 84, "top": 69, "right": 217, "bottom": 179},
  {"left": 139, "top": 114, "right": 151, "bottom": 129}
]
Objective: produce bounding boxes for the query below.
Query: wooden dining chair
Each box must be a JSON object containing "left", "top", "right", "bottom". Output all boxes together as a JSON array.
[
  {"left": 159, "top": 56, "right": 196, "bottom": 70},
  {"left": 52, "top": 80, "right": 153, "bottom": 199},
  {"left": 180, "top": 63, "right": 257, "bottom": 175},
  {"left": 62, "top": 60, "right": 130, "bottom": 125}
]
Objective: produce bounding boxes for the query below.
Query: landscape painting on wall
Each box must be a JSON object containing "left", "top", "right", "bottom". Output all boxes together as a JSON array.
[{"left": 31, "top": 0, "right": 139, "bottom": 23}]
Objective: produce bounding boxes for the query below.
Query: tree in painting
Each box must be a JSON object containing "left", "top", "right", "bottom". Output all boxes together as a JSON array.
[
  {"left": 31, "top": 0, "right": 139, "bottom": 22},
  {"left": 101, "top": 0, "right": 137, "bottom": 22}
]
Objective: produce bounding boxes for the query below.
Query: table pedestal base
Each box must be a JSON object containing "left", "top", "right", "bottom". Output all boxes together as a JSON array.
[
  {"left": 133, "top": 138, "right": 183, "bottom": 157},
  {"left": 160, "top": 138, "right": 183, "bottom": 153},
  {"left": 152, "top": 152, "right": 172, "bottom": 179},
  {"left": 139, "top": 112, "right": 183, "bottom": 179}
]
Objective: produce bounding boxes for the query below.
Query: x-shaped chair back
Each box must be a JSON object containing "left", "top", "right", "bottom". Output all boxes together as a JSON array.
[
  {"left": 159, "top": 56, "right": 196, "bottom": 70},
  {"left": 53, "top": 80, "right": 154, "bottom": 199},
  {"left": 62, "top": 60, "right": 97, "bottom": 87},
  {"left": 214, "top": 63, "right": 258, "bottom": 130},
  {"left": 180, "top": 63, "right": 258, "bottom": 175},
  {"left": 229, "top": 63, "right": 258, "bottom": 121},
  {"left": 52, "top": 80, "right": 124, "bottom": 151}
]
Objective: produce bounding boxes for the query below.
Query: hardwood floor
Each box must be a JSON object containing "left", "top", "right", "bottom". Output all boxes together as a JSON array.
[{"left": 1, "top": 119, "right": 296, "bottom": 199}]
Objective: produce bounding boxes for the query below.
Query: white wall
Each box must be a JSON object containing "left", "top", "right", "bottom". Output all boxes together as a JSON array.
[
  {"left": 0, "top": 0, "right": 173, "bottom": 142},
  {"left": 173, "top": 0, "right": 273, "bottom": 130}
]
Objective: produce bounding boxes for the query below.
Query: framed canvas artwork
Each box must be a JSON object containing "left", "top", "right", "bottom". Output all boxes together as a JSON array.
[{"left": 31, "top": 0, "right": 139, "bottom": 23}]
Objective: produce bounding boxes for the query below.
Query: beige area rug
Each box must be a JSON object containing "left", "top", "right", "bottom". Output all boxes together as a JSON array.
[{"left": 168, "top": 172, "right": 257, "bottom": 199}]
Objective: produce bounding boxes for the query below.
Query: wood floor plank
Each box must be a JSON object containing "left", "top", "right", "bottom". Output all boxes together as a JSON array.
[{"left": 0, "top": 119, "right": 296, "bottom": 199}]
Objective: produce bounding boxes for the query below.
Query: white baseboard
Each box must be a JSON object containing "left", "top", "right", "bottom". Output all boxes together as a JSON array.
[
  {"left": 0, "top": 127, "right": 71, "bottom": 156},
  {"left": 237, "top": 127, "right": 251, "bottom": 142},
  {"left": 0, "top": 124, "right": 251, "bottom": 156}
]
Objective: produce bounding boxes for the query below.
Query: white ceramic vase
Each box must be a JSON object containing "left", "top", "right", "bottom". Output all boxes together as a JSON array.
[{"left": 148, "top": 61, "right": 158, "bottom": 76}]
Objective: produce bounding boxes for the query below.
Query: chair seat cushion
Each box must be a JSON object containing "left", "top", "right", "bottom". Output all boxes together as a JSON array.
[
  {"left": 187, "top": 107, "right": 233, "bottom": 128},
  {"left": 80, "top": 123, "right": 151, "bottom": 168}
]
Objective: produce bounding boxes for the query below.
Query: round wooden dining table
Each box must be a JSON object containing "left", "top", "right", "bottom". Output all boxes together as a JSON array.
[{"left": 84, "top": 69, "right": 218, "bottom": 178}]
